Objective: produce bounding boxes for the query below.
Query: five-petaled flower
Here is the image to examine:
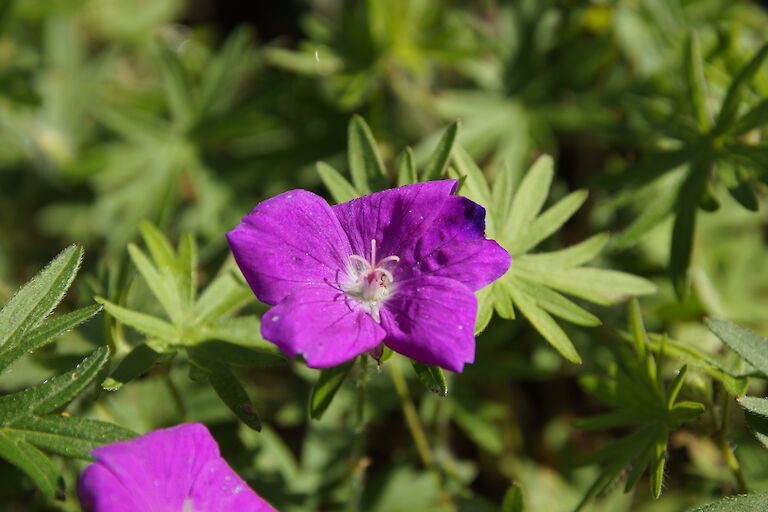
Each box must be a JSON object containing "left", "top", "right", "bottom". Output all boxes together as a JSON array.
[
  {"left": 78, "top": 423, "right": 277, "bottom": 512},
  {"left": 228, "top": 180, "right": 510, "bottom": 372}
]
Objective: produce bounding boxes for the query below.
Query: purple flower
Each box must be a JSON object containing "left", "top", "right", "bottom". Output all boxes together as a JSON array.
[
  {"left": 78, "top": 423, "right": 277, "bottom": 512},
  {"left": 227, "top": 180, "right": 510, "bottom": 372}
]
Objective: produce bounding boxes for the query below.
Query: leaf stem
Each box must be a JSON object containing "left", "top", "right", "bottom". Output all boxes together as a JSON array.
[{"left": 388, "top": 357, "right": 455, "bottom": 511}]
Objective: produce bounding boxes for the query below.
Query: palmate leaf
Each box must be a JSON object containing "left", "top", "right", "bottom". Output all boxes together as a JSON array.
[
  {"left": 99, "top": 223, "right": 285, "bottom": 429},
  {"left": 574, "top": 300, "right": 704, "bottom": 510},
  {"left": 0, "top": 247, "right": 134, "bottom": 497},
  {"left": 451, "top": 148, "right": 656, "bottom": 362},
  {"left": 608, "top": 38, "right": 768, "bottom": 298}
]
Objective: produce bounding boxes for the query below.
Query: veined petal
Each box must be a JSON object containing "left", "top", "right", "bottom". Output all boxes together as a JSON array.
[
  {"left": 78, "top": 464, "right": 144, "bottom": 511},
  {"left": 401, "top": 196, "right": 511, "bottom": 291},
  {"left": 381, "top": 276, "right": 477, "bottom": 372},
  {"left": 228, "top": 190, "right": 353, "bottom": 306},
  {"left": 261, "top": 284, "right": 387, "bottom": 368},
  {"left": 332, "top": 180, "right": 458, "bottom": 263}
]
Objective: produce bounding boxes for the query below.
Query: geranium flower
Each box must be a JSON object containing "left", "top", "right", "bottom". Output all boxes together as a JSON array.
[
  {"left": 78, "top": 423, "right": 277, "bottom": 512},
  {"left": 227, "top": 180, "right": 510, "bottom": 372}
]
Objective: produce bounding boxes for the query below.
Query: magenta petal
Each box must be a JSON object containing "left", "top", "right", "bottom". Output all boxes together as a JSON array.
[
  {"left": 401, "top": 196, "right": 511, "bottom": 291},
  {"left": 78, "top": 423, "right": 277, "bottom": 512},
  {"left": 261, "top": 284, "right": 387, "bottom": 368},
  {"left": 189, "top": 458, "right": 277, "bottom": 511},
  {"left": 78, "top": 464, "right": 144, "bottom": 512},
  {"left": 227, "top": 190, "right": 353, "bottom": 305},
  {"left": 332, "top": 180, "right": 458, "bottom": 263},
  {"left": 381, "top": 276, "right": 477, "bottom": 372}
]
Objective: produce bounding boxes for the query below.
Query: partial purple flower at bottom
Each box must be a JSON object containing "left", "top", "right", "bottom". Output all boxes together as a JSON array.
[
  {"left": 78, "top": 423, "right": 277, "bottom": 512},
  {"left": 227, "top": 180, "right": 511, "bottom": 372}
]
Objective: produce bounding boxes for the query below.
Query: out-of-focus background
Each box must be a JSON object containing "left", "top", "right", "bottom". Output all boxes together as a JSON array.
[{"left": 2, "top": 1, "right": 768, "bottom": 510}]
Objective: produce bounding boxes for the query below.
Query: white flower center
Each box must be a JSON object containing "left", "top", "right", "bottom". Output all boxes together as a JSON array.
[{"left": 341, "top": 239, "right": 399, "bottom": 322}]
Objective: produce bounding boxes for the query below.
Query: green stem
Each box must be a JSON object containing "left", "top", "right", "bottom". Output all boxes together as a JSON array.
[
  {"left": 716, "top": 392, "right": 748, "bottom": 492},
  {"left": 346, "top": 356, "right": 369, "bottom": 512},
  {"left": 389, "top": 358, "right": 455, "bottom": 512}
]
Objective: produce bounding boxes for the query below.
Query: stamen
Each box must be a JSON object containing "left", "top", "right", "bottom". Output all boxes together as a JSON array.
[
  {"left": 377, "top": 268, "right": 394, "bottom": 282},
  {"left": 349, "top": 254, "right": 371, "bottom": 269},
  {"left": 378, "top": 255, "right": 400, "bottom": 265}
]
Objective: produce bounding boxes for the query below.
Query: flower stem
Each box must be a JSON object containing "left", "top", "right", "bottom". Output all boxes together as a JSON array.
[
  {"left": 347, "top": 356, "right": 369, "bottom": 512},
  {"left": 388, "top": 357, "right": 455, "bottom": 511},
  {"left": 716, "top": 392, "right": 748, "bottom": 492}
]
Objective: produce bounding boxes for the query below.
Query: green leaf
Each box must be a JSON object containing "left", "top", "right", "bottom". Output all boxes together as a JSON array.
[
  {"left": 516, "top": 233, "right": 608, "bottom": 270},
  {"left": 127, "top": 244, "right": 184, "bottom": 325},
  {"left": 450, "top": 146, "right": 492, "bottom": 209},
  {"left": 310, "top": 360, "right": 354, "bottom": 420},
  {"left": 203, "top": 316, "right": 272, "bottom": 348},
  {"left": 715, "top": 41, "right": 768, "bottom": 134},
  {"left": 397, "top": 147, "right": 417, "bottom": 186},
  {"left": 731, "top": 98, "right": 768, "bottom": 135},
  {"left": 706, "top": 318, "right": 768, "bottom": 376},
  {"left": 511, "top": 190, "right": 588, "bottom": 254},
  {"left": 194, "top": 341, "right": 286, "bottom": 368},
  {"left": 0, "top": 245, "right": 82, "bottom": 352},
  {"left": 190, "top": 353, "right": 261, "bottom": 431},
  {"left": 0, "top": 432, "right": 60, "bottom": 497},
  {"left": 138, "top": 220, "right": 176, "bottom": 270},
  {"left": 98, "top": 299, "right": 178, "bottom": 341},
  {"left": 177, "top": 232, "right": 197, "bottom": 306},
  {"left": 507, "top": 284, "right": 580, "bottom": 363},
  {"left": 739, "top": 396, "right": 768, "bottom": 448},
  {"left": 193, "top": 271, "right": 252, "bottom": 324},
  {"left": 410, "top": 361, "right": 447, "bottom": 396},
  {"left": 684, "top": 34, "right": 709, "bottom": 130},
  {"left": 421, "top": 121, "right": 459, "bottom": 181},
  {"left": 198, "top": 26, "right": 252, "bottom": 117},
  {"left": 317, "top": 161, "right": 360, "bottom": 204},
  {"left": 0, "top": 305, "right": 101, "bottom": 373},
  {"left": 9, "top": 415, "right": 135, "bottom": 459},
  {"left": 692, "top": 493, "right": 768, "bottom": 511},
  {"left": 503, "top": 155, "right": 554, "bottom": 247},
  {"left": 670, "top": 165, "right": 708, "bottom": 299},
  {"left": 103, "top": 342, "right": 161, "bottom": 391},
  {"left": 158, "top": 43, "right": 196, "bottom": 129},
  {"left": 512, "top": 278, "right": 600, "bottom": 327},
  {"left": 0, "top": 347, "right": 110, "bottom": 424},
  {"left": 501, "top": 484, "right": 524, "bottom": 512},
  {"left": 347, "top": 115, "right": 387, "bottom": 193}
]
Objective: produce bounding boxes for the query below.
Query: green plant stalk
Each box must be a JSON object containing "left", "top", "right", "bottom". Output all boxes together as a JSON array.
[
  {"left": 346, "top": 355, "right": 369, "bottom": 512},
  {"left": 716, "top": 393, "right": 748, "bottom": 492},
  {"left": 388, "top": 358, "right": 455, "bottom": 512}
]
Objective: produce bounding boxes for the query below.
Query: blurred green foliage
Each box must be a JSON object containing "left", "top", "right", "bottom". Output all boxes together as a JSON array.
[{"left": 1, "top": 0, "right": 768, "bottom": 511}]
